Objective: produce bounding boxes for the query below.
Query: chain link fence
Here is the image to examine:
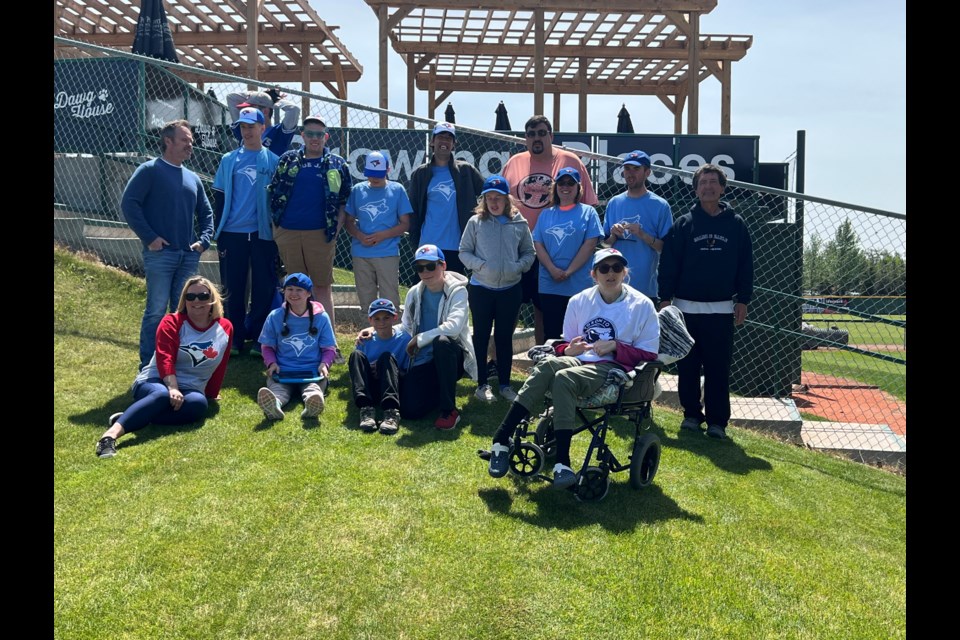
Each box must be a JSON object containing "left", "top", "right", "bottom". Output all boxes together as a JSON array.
[{"left": 54, "top": 38, "right": 905, "bottom": 471}]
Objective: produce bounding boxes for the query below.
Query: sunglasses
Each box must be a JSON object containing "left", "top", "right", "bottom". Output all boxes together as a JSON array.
[
  {"left": 302, "top": 130, "right": 327, "bottom": 138},
  {"left": 185, "top": 292, "right": 212, "bottom": 301},
  {"left": 556, "top": 179, "right": 578, "bottom": 187},
  {"left": 414, "top": 262, "right": 439, "bottom": 273},
  {"left": 525, "top": 129, "right": 550, "bottom": 138},
  {"left": 596, "top": 262, "right": 625, "bottom": 274}
]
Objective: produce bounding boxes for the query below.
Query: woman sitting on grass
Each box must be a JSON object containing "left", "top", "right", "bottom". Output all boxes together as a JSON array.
[
  {"left": 459, "top": 174, "right": 535, "bottom": 404},
  {"left": 484, "top": 248, "right": 659, "bottom": 488},
  {"left": 96, "top": 276, "right": 233, "bottom": 458},
  {"left": 256, "top": 272, "right": 337, "bottom": 421}
]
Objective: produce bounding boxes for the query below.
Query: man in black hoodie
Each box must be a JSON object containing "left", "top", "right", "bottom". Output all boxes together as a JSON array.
[{"left": 658, "top": 164, "right": 754, "bottom": 440}]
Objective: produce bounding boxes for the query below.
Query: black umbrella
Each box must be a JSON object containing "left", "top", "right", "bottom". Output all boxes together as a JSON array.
[
  {"left": 132, "top": 0, "right": 179, "bottom": 63},
  {"left": 444, "top": 102, "right": 456, "bottom": 124},
  {"left": 617, "top": 104, "right": 635, "bottom": 134},
  {"left": 495, "top": 101, "right": 512, "bottom": 131}
]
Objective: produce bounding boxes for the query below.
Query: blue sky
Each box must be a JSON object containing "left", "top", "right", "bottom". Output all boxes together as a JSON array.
[{"left": 320, "top": 0, "right": 905, "bottom": 214}]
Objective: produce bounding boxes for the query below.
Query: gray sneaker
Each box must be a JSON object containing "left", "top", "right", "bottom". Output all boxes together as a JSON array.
[
  {"left": 257, "top": 387, "right": 284, "bottom": 420},
  {"left": 334, "top": 348, "right": 346, "bottom": 366},
  {"left": 552, "top": 463, "right": 577, "bottom": 489},
  {"left": 301, "top": 392, "right": 324, "bottom": 419},
  {"left": 96, "top": 436, "right": 117, "bottom": 459},
  {"left": 680, "top": 417, "right": 704, "bottom": 432},
  {"left": 359, "top": 406, "right": 378, "bottom": 432},
  {"left": 474, "top": 384, "right": 495, "bottom": 403},
  {"left": 379, "top": 408, "right": 401, "bottom": 435},
  {"left": 706, "top": 424, "right": 728, "bottom": 440}
]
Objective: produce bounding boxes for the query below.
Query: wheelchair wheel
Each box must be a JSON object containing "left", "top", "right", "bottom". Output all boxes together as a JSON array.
[
  {"left": 509, "top": 441, "right": 546, "bottom": 477},
  {"left": 629, "top": 433, "right": 661, "bottom": 490},
  {"left": 533, "top": 407, "right": 556, "bottom": 461},
  {"left": 575, "top": 466, "right": 610, "bottom": 502}
]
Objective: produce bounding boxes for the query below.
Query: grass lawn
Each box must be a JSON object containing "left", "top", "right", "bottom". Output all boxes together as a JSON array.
[
  {"left": 802, "top": 315, "right": 905, "bottom": 347},
  {"left": 55, "top": 246, "right": 906, "bottom": 639}
]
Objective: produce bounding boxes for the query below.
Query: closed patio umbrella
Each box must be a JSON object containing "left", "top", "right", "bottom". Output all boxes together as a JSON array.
[
  {"left": 495, "top": 102, "right": 512, "bottom": 131},
  {"left": 132, "top": 0, "right": 179, "bottom": 63},
  {"left": 617, "top": 104, "right": 635, "bottom": 134},
  {"left": 444, "top": 102, "right": 456, "bottom": 124}
]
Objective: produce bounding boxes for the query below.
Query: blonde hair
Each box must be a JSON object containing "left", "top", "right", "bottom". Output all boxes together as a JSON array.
[
  {"left": 473, "top": 192, "right": 519, "bottom": 221},
  {"left": 176, "top": 276, "right": 225, "bottom": 319}
]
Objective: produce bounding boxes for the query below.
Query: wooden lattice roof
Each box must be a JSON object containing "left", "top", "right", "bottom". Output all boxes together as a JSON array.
[{"left": 54, "top": 0, "right": 363, "bottom": 87}]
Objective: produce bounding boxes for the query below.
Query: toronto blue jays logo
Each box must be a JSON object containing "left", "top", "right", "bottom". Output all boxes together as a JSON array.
[
  {"left": 432, "top": 180, "right": 455, "bottom": 200},
  {"left": 239, "top": 165, "right": 258, "bottom": 186},
  {"left": 180, "top": 341, "right": 219, "bottom": 366},
  {"left": 359, "top": 199, "right": 389, "bottom": 220},
  {"left": 618, "top": 215, "right": 642, "bottom": 239},
  {"left": 545, "top": 221, "right": 577, "bottom": 245},
  {"left": 518, "top": 173, "right": 553, "bottom": 209},
  {"left": 283, "top": 332, "right": 318, "bottom": 357},
  {"left": 583, "top": 318, "right": 616, "bottom": 343}
]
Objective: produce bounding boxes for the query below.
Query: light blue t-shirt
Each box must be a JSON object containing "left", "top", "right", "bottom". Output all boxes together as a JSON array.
[
  {"left": 411, "top": 288, "right": 443, "bottom": 366},
  {"left": 346, "top": 181, "right": 413, "bottom": 258},
  {"left": 281, "top": 157, "right": 327, "bottom": 230},
  {"left": 222, "top": 150, "right": 258, "bottom": 233},
  {"left": 258, "top": 303, "right": 336, "bottom": 373},
  {"left": 532, "top": 203, "right": 603, "bottom": 297},
  {"left": 357, "top": 326, "right": 412, "bottom": 371},
  {"left": 421, "top": 165, "right": 461, "bottom": 251},
  {"left": 603, "top": 191, "right": 673, "bottom": 298}
]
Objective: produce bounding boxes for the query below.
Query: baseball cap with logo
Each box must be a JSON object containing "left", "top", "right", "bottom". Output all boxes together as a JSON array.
[
  {"left": 235, "top": 107, "right": 265, "bottom": 126},
  {"left": 368, "top": 298, "right": 398, "bottom": 317},
  {"left": 554, "top": 167, "right": 581, "bottom": 183},
  {"left": 481, "top": 174, "right": 510, "bottom": 195},
  {"left": 592, "top": 247, "right": 629, "bottom": 268},
  {"left": 283, "top": 272, "right": 313, "bottom": 291},
  {"left": 364, "top": 151, "right": 389, "bottom": 178},
  {"left": 413, "top": 244, "right": 445, "bottom": 264},
  {"left": 621, "top": 150, "right": 652, "bottom": 167},
  {"left": 433, "top": 122, "right": 456, "bottom": 138},
  {"left": 236, "top": 91, "right": 276, "bottom": 110}
]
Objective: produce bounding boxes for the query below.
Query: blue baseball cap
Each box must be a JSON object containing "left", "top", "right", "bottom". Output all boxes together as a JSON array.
[
  {"left": 622, "top": 150, "right": 651, "bottom": 167},
  {"left": 283, "top": 272, "right": 313, "bottom": 291},
  {"left": 481, "top": 174, "right": 510, "bottom": 195},
  {"left": 368, "top": 298, "right": 398, "bottom": 317},
  {"left": 555, "top": 167, "right": 581, "bottom": 183},
  {"left": 413, "top": 244, "right": 445, "bottom": 263},
  {"left": 364, "top": 151, "right": 388, "bottom": 178},
  {"left": 235, "top": 107, "right": 265, "bottom": 126}
]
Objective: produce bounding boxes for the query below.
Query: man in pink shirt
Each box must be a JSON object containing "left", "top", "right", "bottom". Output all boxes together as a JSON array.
[{"left": 501, "top": 115, "right": 598, "bottom": 344}]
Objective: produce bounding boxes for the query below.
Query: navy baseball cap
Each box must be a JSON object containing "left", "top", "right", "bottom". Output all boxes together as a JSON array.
[
  {"left": 364, "top": 151, "right": 388, "bottom": 178},
  {"left": 555, "top": 167, "right": 581, "bottom": 183},
  {"left": 283, "top": 272, "right": 313, "bottom": 291},
  {"left": 413, "top": 244, "right": 445, "bottom": 263},
  {"left": 481, "top": 174, "right": 510, "bottom": 195},
  {"left": 368, "top": 298, "right": 398, "bottom": 317},
  {"left": 622, "top": 150, "right": 651, "bottom": 167}
]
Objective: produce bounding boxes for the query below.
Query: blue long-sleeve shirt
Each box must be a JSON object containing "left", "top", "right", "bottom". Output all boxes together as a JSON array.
[{"left": 120, "top": 158, "right": 214, "bottom": 251}]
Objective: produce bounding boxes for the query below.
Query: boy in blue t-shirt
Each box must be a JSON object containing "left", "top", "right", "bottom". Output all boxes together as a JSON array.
[
  {"left": 348, "top": 298, "right": 412, "bottom": 435},
  {"left": 344, "top": 151, "right": 412, "bottom": 314}
]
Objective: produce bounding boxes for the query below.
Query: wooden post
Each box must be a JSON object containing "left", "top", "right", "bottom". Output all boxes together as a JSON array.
[
  {"left": 407, "top": 54, "right": 416, "bottom": 129},
  {"left": 578, "top": 57, "right": 588, "bottom": 132},
  {"left": 534, "top": 9, "right": 545, "bottom": 116},
  {"left": 300, "top": 43, "right": 311, "bottom": 119},
  {"left": 428, "top": 63, "right": 437, "bottom": 120},
  {"left": 378, "top": 4, "right": 388, "bottom": 128},
  {"left": 246, "top": 0, "right": 260, "bottom": 88},
  {"left": 675, "top": 92, "right": 686, "bottom": 135},
  {"left": 553, "top": 93, "right": 561, "bottom": 131},
  {"left": 686, "top": 11, "right": 699, "bottom": 134},
  {"left": 721, "top": 61, "right": 731, "bottom": 135}
]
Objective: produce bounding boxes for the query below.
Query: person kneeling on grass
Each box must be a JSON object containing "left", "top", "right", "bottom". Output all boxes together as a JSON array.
[
  {"left": 349, "top": 298, "right": 412, "bottom": 435},
  {"left": 256, "top": 272, "right": 337, "bottom": 421},
  {"left": 483, "top": 248, "right": 659, "bottom": 488},
  {"left": 96, "top": 276, "right": 233, "bottom": 458}
]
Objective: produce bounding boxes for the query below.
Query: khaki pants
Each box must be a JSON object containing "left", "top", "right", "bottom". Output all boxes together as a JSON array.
[
  {"left": 516, "top": 356, "right": 618, "bottom": 431},
  {"left": 353, "top": 255, "right": 401, "bottom": 314}
]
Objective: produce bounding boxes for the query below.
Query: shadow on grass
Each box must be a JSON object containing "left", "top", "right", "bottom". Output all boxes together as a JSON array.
[
  {"left": 69, "top": 391, "right": 137, "bottom": 427},
  {"left": 55, "top": 328, "right": 140, "bottom": 352},
  {"left": 478, "top": 480, "right": 703, "bottom": 533},
  {"left": 663, "top": 427, "right": 774, "bottom": 475},
  {"left": 113, "top": 401, "right": 220, "bottom": 452}
]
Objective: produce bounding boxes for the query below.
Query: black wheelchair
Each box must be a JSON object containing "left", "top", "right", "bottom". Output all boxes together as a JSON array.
[{"left": 493, "top": 359, "right": 664, "bottom": 502}]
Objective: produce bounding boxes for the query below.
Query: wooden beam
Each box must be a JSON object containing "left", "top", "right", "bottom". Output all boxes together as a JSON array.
[
  {"left": 389, "top": 40, "right": 748, "bottom": 61},
  {"left": 378, "top": 4, "right": 388, "bottom": 128},
  {"left": 437, "top": 90, "right": 452, "bottom": 106},
  {"left": 406, "top": 53, "right": 416, "bottom": 129},
  {"left": 414, "top": 77, "right": 689, "bottom": 95},
  {"left": 553, "top": 92, "right": 561, "bottom": 131},
  {"left": 675, "top": 90, "right": 686, "bottom": 134},
  {"left": 246, "top": 0, "right": 260, "bottom": 85},
  {"left": 300, "top": 43, "right": 311, "bottom": 117},
  {"left": 720, "top": 60, "right": 731, "bottom": 134},
  {"left": 534, "top": 8, "right": 545, "bottom": 115},
  {"left": 386, "top": 7, "right": 413, "bottom": 31},
  {"left": 364, "top": 1, "right": 718, "bottom": 11},
  {"left": 578, "top": 57, "right": 587, "bottom": 133},
  {"left": 412, "top": 53, "right": 436, "bottom": 75},
  {"left": 687, "top": 11, "right": 699, "bottom": 134},
  {"left": 427, "top": 63, "right": 437, "bottom": 120}
]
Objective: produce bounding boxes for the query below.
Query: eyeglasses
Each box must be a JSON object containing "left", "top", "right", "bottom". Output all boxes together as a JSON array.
[
  {"left": 414, "top": 262, "right": 438, "bottom": 273},
  {"left": 525, "top": 129, "right": 550, "bottom": 138},
  {"left": 556, "top": 179, "right": 577, "bottom": 187},
  {"left": 185, "top": 292, "right": 212, "bottom": 301},
  {"left": 302, "top": 130, "right": 326, "bottom": 139},
  {"left": 596, "top": 263, "right": 625, "bottom": 274}
]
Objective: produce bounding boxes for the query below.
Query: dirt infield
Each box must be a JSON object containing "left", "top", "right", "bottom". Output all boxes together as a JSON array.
[{"left": 792, "top": 372, "right": 906, "bottom": 437}]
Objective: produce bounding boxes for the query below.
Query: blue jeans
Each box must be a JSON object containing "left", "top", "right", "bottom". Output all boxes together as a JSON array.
[
  {"left": 140, "top": 248, "right": 201, "bottom": 368},
  {"left": 119, "top": 379, "right": 208, "bottom": 433}
]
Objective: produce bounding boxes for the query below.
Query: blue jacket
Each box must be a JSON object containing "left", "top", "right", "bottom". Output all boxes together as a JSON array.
[{"left": 212, "top": 147, "right": 280, "bottom": 241}]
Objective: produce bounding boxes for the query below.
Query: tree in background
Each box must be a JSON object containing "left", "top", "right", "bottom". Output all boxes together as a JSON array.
[
  {"left": 824, "top": 219, "right": 867, "bottom": 295},
  {"left": 862, "top": 250, "right": 906, "bottom": 296},
  {"left": 803, "top": 234, "right": 830, "bottom": 294},
  {"left": 803, "top": 220, "right": 905, "bottom": 296}
]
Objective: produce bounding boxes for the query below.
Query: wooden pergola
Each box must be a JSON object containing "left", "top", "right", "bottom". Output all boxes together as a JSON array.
[
  {"left": 54, "top": 0, "right": 363, "bottom": 118},
  {"left": 364, "top": 0, "right": 751, "bottom": 133}
]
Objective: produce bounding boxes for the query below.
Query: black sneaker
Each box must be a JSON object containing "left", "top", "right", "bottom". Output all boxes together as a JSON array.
[
  {"left": 379, "top": 408, "right": 401, "bottom": 435},
  {"left": 552, "top": 463, "right": 577, "bottom": 489},
  {"left": 706, "top": 424, "right": 728, "bottom": 440},
  {"left": 680, "top": 417, "right": 703, "bottom": 432},
  {"left": 359, "top": 406, "right": 378, "bottom": 432},
  {"left": 96, "top": 436, "right": 117, "bottom": 458},
  {"left": 488, "top": 442, "right": 511, "bottom": 478}
]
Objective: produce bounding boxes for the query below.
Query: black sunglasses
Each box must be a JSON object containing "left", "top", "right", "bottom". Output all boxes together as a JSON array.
[
  {"left": 525, "top": 129, "right": 550, "bottom": 138},
  {"left": 302, "top": 130, "right": 326, "bottom": 138},
  {"left": 185, "top": 292, "right": 212, "bottom": 301},
  {"left": 596, "top": 263, "right": 625, "bottom": 274},
  {"left": 556, "top": 179, "right": 578, "bottom": 187},
  {"left": 414, "top": 262, "right": 439, "bottom": 273}
]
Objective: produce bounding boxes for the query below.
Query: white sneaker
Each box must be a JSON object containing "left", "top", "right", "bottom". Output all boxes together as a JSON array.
[
  {"left": 474, "top": 384, "right": 496, "bottom": 403},
  {"left": 499, "top": 386, "right": 518, "bottom": 402},
  {"left": 301, "top": 392, "right": 325, "bottom": 418},
  {"left": 257, "top": 387, "right": 284, "bottom": 420}
]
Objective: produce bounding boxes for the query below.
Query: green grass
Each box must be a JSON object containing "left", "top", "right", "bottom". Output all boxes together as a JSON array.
[
  {"left": 55, "top": 246, "right": 906, "bottom": 639},
  {"left": 802, "top": 315, "right": 906, "bottom": 348},
  {"left": 803, "top": 351, "right": 906, "bottom": 402}
]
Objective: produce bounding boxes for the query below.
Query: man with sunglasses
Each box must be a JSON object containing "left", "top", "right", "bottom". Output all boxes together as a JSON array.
[
  {"left": 397, "top": 244, "right": 478, "bottom": 430},
  {"left": 603, "top": 150, "right": 674, "bottom": 302},
  {"left": 268, "top": 115, "right": 352, "bottom": 344},
  {"left": 501, "top": 115, "right": 598, "bottom": 344}
]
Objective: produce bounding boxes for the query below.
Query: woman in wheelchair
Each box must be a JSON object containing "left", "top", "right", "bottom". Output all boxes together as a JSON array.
[{"left": 486, "top": 247, "right": 660, "bottom": 488}]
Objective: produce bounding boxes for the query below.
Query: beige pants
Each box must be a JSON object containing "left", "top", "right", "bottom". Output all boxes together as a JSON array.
[{"left": 353, "top": 255, "right": 401, "bottom": 314}]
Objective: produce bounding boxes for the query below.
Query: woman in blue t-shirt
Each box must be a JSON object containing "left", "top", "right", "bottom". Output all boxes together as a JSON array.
[{"left": 531, "top": 167, "right": 603, "bottom": 340}]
